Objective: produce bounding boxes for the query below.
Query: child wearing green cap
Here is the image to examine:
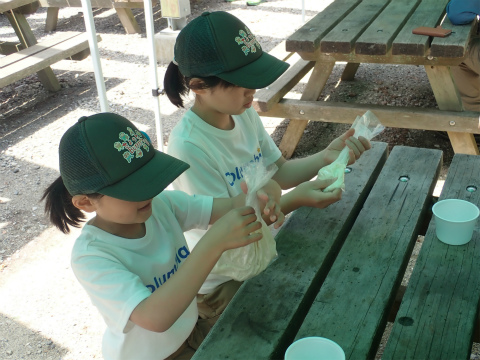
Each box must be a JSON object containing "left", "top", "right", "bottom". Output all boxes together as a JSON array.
[
  {"left": 163, "top": 11, "right": 372, "bottom": 332},
  {"left": 42, "top": 112, "right": 284, "bottom": 360}
]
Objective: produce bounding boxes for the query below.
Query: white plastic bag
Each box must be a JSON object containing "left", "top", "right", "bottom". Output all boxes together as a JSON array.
[
  {"left": 317, "top": 110, "right": 384, "bottom": 192},
  {"left": 210, "top": 159, "right": 278, "bottom": 281}
]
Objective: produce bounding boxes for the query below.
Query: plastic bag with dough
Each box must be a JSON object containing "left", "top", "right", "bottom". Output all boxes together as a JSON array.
[
  {"left": 210, "top": 159, "right": 279, "bottom": 281},
  {"left": 317, "top": 110, "right": 385, "bottom": 192}
]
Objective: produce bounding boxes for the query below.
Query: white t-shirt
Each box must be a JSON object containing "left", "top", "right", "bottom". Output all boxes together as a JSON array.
[
  {"left": 167, "top": 107, "right": 282, "bottom": 294},
  {"left": 71, "top": 191, "right": 213, "bottom": 360}
]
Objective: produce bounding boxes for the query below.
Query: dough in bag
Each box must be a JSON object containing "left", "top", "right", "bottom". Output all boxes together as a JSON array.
[{"left": 317, "top": 110, "right": 384, "bottom": 192}]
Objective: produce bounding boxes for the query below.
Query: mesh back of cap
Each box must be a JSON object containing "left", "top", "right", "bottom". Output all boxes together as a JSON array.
[
  {"left": 59, "top": 124, "right": 108, "bottom": 195},
  {"left": 176, "top": 17, "right": 225, "bottom": 77}
]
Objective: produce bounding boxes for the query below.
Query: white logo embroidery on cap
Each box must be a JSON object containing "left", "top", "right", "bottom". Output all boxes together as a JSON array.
[
  {"left": 113, "top": 127, "right": 150, "bottom": 163},
  {"left": 235, "top": 27, "right": 261, "bottom": 56}
]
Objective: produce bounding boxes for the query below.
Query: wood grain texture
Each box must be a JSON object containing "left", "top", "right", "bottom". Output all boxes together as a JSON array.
[
  {"left": 320, "top": 0, "right": 389, "bottom": 54},
  {"left": 392, "top": 0, "right": 450, "bottom": 56},
  {"left": 295, "top": 146, "right": 442, "bottom": 360},
  {"left": 383, "top": 154, "right": 480, "bottom": 360},
  {"left": 286, "top": 0, "right": 361, "bottom": 53}
]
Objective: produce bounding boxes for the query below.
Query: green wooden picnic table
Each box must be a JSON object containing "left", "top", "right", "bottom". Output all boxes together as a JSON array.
[
  {"left": 253, "top": 0, "right": 479, "bottom": 159},
  {"left": 193, "top": 144, "right": 480, "bottom": 360}
]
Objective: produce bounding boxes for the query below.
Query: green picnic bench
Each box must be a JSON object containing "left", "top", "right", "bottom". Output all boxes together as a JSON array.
[
  {"left": 1, "top": 0, "right": 100, "bottom": 91},
  {"left": 193, "top": 144, "right": 451, "bottom": 360},
  {"left": 383, "top": 154, "right": 480, "bottom": 359}
]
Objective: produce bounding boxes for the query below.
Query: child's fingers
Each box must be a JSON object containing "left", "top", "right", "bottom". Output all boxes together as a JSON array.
[
  {"left": 345, "top": 139, "right": 361, "bottom": 158},
  {"left": 246, "top": 231, "right": 263, "bottom": 243},
  {"left": 240, "top": 181, "right": 248, "bottom": 195},
  {"left": 312, "top": 177, "right": 337, "bottom": 190},
  {"left": 272, "top": 206, "right": 285, "bottom": 229},
  {"left": 339, "top": 128, "right": 355, "bottom": 141},
  {"left": 245, "top": 220, "right": 262, "bottom": 235},
  {"left": 358, "top": 136, "right": 372, "bottom": 150},
  {"left": 348, "top": 136, "right": 366, "bottom": 154},
  {"left": 236, "top": 206, "right": 257, "bottom": 225}
]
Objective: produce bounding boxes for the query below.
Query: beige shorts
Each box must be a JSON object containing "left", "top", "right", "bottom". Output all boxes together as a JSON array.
[
  {"left": 196, "top": 280, "right": 243, "bottom": 333},
  {"left": 451, "top": 34, "right": 480, "bottom": 112}
]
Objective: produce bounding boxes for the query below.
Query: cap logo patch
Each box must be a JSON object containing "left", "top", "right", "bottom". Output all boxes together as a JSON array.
[
  {"left": 114, "top": 127, "right": 150, "bottom": 163},
  {"left": 235, "top": 27, "right": 261, "bottom": 56}
]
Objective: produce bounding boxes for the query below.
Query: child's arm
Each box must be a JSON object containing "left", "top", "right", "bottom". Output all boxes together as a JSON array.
[
  {"left": 273, "top": 128, "right": 370, "bottom": 189},
  {"left": 130, "top": 206, "right": 261, "bottom": 332},
  {"left": 272, "top": 128, "right": 371, "bottom": 215}
]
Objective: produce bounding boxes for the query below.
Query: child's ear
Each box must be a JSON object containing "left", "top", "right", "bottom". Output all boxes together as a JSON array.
[
  {"left": 189, "top": 78, "right": 207, "bottom": 95},
  {"left": 72, "top": 195, "right": 97, "bottom": 213}
]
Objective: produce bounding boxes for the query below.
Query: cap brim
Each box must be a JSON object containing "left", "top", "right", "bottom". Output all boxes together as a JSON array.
[
  {"left": 98, "top": 150, "right": 190, "bottom": 201},
  {"left": 217, "top": 52, "right": 289, "bottom": 89}
]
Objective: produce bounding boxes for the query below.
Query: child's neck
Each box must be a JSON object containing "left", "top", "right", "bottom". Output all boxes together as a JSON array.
[
  {"left": 191, "top": 104, "right": 234, "bottom": 130},
  {"left": 90, "top": 216, "right": 146, "bottom": 239}
]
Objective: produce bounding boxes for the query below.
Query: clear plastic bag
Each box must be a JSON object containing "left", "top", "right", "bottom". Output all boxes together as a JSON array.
[
  {"left": 210, "top": 159, "right": 278, "bottom": 281},
  {"left": 317, "top": 110, "right": 385, "bottom": 192}
]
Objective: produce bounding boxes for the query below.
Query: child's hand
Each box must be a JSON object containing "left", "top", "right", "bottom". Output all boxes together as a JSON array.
[
  {"left": 324, "top": 128, "right": 371, "bottom": 165},
  {"left": 294, "top": 178, "right": 342, "bottom": 208},
  {"left": 257, "top": 186, "right": 285, "bottom": 229},
  {"left": 241, "top": 180, "right": 285, "bottom": 229},
  {"left": 207, "top": 206, "right": 262, "bottom": 252}
]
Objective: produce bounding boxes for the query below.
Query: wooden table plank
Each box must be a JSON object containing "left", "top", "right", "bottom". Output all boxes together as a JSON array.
[
  {"left": 286, "top": 0, "right": 361, "bottom": 53},
  {"left": 192, "top": 142, "right": 389, "bottom": 360},
  {"left": 383, "top": 154, "right": 480, "bottom": 360},
  {"left": 392, "top": 0, "right": 450, "bottom": 56},
  {"left": 430, "top": 15, "right": 478, "bottom": 58},
  {"left": 320, "top": 0, "right": 390, "bottom": 54},
  {"left": 259, "top": 99, "right": 480, "bottom": 134},
  {"left": 0, "top": 0, "right": 35, "bottom": 13},
  {"left": 355, "top": 0, "right": 420, "bottom": 55},
  {"left": 294, "top": 146, "right": 442, "bottom": 360},
  {"left": 0, "top": 32, "right": 98, "bottom": 88},
  {"left": 0, "top": 31, "right": 81, "bottom": 68}
]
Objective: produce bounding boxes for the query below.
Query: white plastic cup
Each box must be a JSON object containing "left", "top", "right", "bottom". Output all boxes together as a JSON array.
[
  {"left": 285, "top": 337, "right": 345, "bottom": 360},
  {"left": 432, "top": 199, "right": 479, "bottom": 245}
]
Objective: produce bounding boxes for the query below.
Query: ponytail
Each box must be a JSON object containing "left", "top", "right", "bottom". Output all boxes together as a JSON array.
[
  {"left": 163, "top": 61, "right": 236, "bottom": 108},
  {"left": 41, "top": 176, "right": 85, "bottom": 234},
  {"left": 164, "top": 61, "right": 189, "bottom": 108}
]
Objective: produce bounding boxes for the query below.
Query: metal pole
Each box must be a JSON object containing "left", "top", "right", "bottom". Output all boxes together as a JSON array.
[
  {"left": 302, "top": 0, "right": 305, "bottom": 23},
  {"left": 80, "top": 0, "right": 109, "bottom": 112},
  {"left": 144, "top": 0, "right": 164, "bottom": 151}
]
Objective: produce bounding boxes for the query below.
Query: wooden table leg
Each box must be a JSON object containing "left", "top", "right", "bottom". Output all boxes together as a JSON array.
[
  {"left": 341, "top": 62, "right": 360, "bottom": 81},
  {"left": 278, "top": 61, "right": 335, "bottom": 159},
  {"left": 424, "top": 65, "right": 479, "bottom": 155},
  {"left": 115, "top": 8, "right": 141, "bottom": 34},
  {"left": 45, "top": 7, "right": 59, "bottom": 32},
  {"left": 6, "top": 10, "right": 61, "bottom": 91}
]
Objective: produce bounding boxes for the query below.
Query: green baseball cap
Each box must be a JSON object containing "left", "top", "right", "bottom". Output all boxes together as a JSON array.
[
  {"left": 174, "top": 11, "right": 289, "bottom": 89},
  {"left": 59, "top": 113, "right": 189, "bottom": 201}
]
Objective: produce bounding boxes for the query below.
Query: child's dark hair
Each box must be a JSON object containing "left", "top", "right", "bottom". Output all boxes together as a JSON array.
[
  {"left": 41, "top": 176, "right": 102, "bottom": 234},
  {"left": 164, "top": 62, "right": 235, "bottom": 108}
]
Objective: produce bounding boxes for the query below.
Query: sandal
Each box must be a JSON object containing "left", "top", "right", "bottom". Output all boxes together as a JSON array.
[{"left": 246, "top": 0, "right": 265, "bottom": 5}]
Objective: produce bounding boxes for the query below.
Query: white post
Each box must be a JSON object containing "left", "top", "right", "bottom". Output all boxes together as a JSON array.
[
  {"left": 302, "top": 0, "right": 305, "bottom": 23},
  {"left": 144, "top": 0, "right": 164, "bottom": 151},
  {"left": 80, "top": 0, "right": 109, "bottom": 112}
]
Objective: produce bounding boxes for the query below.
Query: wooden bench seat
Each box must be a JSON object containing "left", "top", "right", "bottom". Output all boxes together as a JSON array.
[
  {"left": 383, "top": 154, "right": 480, "bottom": 360},
  {"left": 0, "top": 31, "right": 100, "bottom": 90},
  {"left": 37, "top": 0, "right": 159, "bottom": 34},
  {"left": 192, "top": 142, "right": 388, "bottom": 360},
  {"left": 294, "top": 146, "right": 442, "bottom": 359},
  {"left": 253, "top": 40, "right": 315, "bottom": 113}
]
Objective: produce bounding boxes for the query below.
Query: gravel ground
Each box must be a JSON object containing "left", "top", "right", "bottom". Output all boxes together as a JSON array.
[{"left": 0, "top": 0, "right": 476, "bottom": 359}]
